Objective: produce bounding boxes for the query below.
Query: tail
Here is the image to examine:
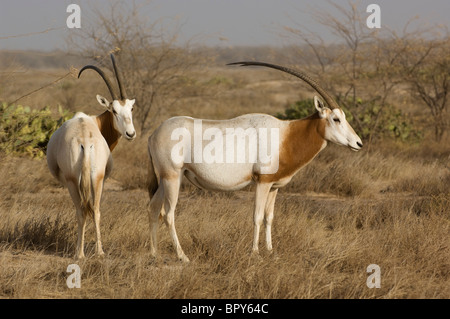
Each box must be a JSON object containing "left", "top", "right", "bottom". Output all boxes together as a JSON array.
[
  {"left": 80, "top": 144, "right": 94, "bottom": 219},
  {"left": 147, "top": 148, "right": 159, "bottom": 200}
]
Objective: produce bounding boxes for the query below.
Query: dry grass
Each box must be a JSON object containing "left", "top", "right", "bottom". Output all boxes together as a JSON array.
[
  {"left": 0, "top": 65, "right": 449, "bottom": 299},
  {"left": 0, "top": 142, "right": 448, "bottom": 299}
]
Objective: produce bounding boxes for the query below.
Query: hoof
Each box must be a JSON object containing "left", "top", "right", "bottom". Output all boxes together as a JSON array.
[
  {"left": 96, "top": 252, "right": 105, "bottom": 259},
  {"left": 179, "top": 255, "right": 190, "bottom": 263},
  {"left": 250, "top": 250, "right": 263, "bottom": 262},
  {"left": 75, "top": 254, "right": 85, "bottom": 261}
]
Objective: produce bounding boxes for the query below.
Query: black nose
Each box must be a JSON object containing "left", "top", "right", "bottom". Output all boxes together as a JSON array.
[
  {"left": 126, "top": 131, "right": 136, "bottom": 138},
  {"left": 357, "top": 142, "right": 363, "bottom": 148}
]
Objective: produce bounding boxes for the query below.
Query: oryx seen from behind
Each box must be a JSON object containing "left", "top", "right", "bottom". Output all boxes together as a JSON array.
[
  {"left": 147, "top": 61, "right": 363, "bottom": 262},
  {"left": 47, "top": 54, "right": 136, "bottom": 259}
]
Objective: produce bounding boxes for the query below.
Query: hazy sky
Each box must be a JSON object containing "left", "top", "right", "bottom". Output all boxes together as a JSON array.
[{"left": 0, "top": 0, "right": 449, "bottom": 51}]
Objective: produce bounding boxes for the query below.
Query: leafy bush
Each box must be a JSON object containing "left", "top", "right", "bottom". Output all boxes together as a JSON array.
[
  {"left": 0, "top": 103, "right": 72, "bottom": 158},
  {"left": 275, "top": 98, "right": 316, "bottom": 120},
  {"left": 357, "top": 102, "right": 423, "bottom": 142},
  {"left": 276, "top": 98, "right": 422, "bottom": 143}
]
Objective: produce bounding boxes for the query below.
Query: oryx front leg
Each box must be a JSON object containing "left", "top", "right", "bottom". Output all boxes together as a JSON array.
[
  {"left": 252, "top": 183, "right": 272, "bottom": 254},
  {"left": 162, "top": 176, "right": 189, "bottom": 263},
  {"left": 264, "top": 188, "right": 278, "bottom": 252}
]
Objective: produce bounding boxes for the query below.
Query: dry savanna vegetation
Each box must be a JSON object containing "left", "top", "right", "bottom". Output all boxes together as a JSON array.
[{"left": 0, "top": 1, "right": 449, "bottom": 299}]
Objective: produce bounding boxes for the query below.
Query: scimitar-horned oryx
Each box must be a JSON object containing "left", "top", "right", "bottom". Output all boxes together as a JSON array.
[
  {"left": 47, "top": 54, "right": 136, "bottom": 259},
  {"left": 146, "top": 61, "right": 363, "bottom": 262}
]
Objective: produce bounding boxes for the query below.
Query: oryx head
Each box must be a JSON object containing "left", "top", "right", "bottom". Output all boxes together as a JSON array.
[
  {"left": 228, "top": 61, "right": 363, "bottom": 151},
  {"left": 78, "top": 54, "right": 136, "bottom": 141},
  {"left": 313, "top": 96, "right": 363, "bottom": 151}
]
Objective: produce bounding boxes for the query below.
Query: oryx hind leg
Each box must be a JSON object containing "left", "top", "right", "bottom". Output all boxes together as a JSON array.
[
  {"left": 252, "top": 183, "right": 272, "bottom": 254},
  {"left": 92, "top": 174, "right": 105, "bottom": 257},
  {"left": 66, "top": 179, "right": 86, "bottom": 260},
  {"left": 161, "top": 175, "right": 189, "bottom": 262},
  {"left": 148, "top": 185, "right": 165, "bottom": 258}
]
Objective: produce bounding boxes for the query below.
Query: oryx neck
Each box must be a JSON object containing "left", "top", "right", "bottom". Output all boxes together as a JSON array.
[
  {"left": 95, "top": 111, "right": 121, "bottom": 151},
  {"left": 289, "top": 113, "right": 327, "bottom": 158},
  {"left": 294, "top": 112, "right": 326, "bottom": 141}
]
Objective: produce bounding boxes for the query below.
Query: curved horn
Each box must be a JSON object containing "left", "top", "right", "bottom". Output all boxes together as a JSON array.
[
  {"left": 227, "top": 61, "right": 339, "bottom": 109},
  {"left": 110, "top": 53, "right": 127, "bottom": 100},
  {"left": 78, "top": 65, "right": 119, "bottom": 101}
]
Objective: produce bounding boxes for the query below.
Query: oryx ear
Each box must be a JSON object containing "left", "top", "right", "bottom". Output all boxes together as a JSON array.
[
  {"left": 314, "top": 96, "right": 326, "bottom": 118},
  {"left": 96, "top": 95, "right": 111, "bottom": 109}
]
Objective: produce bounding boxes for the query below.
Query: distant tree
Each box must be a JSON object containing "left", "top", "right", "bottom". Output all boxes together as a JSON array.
[
  {"left": 283, "top": 0, "right": 448, "bottom": 143},
  {"left": 69, "top": 1, "right": 201, "bottom": 134},
  {"left": 282, "top": 1, "right": 395, "bottom": 145},
  {"left": 396, "top": 32, "right": 449, "bottom": 141}
]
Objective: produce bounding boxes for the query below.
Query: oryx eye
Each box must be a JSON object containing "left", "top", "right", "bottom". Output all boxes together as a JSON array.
[
  {"left": 112, "top": 109, "right": 117, "bottom": 115},
  {"left": 333, "top": 118, "right": 341, "bottom": 123},
  {"left": 131, "top": 107, "right": 134, "bottom": 112}
]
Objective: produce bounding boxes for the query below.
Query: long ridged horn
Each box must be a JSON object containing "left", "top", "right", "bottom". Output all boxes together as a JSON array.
[
  {"left": 227, "top": 61, "right": 339, "bottom": 109},
  {"left": 110, "top": 53, "right": 127, "bottom": 100},
  {"left": 78, "top": 65, "right": 119, "bottom": 101}
]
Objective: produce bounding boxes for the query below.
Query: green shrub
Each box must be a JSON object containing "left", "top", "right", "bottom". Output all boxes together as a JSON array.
[
  {"left": 357, "top": 103, "right": 423, "bottom": 142},
  {"left": 0, "top": 103, "right": 72, "bottom": 158},
  {"left": 275, "top": 98, "right": 318, "bottom": 120}
]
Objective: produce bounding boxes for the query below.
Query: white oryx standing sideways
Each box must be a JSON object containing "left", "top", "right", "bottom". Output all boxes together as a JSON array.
[
  {"left": 47, "top": 54, "right": 136, "bottom": 259},
  {"left": 147, "top": 61, "right": 363, "bottom": 262}
]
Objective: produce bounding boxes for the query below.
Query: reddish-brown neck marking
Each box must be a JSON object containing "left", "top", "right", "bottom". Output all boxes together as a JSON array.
[
  {"left": 259, "top": 112, "right": 326, "bottom": 183},
  {"left": 96, "top": 111, "right": 121, "bottom": 151}
]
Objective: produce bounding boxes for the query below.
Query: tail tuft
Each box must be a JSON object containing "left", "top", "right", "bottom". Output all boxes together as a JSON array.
[{"left": 80, "top": 144, "right": 94, "bottom": 219}]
